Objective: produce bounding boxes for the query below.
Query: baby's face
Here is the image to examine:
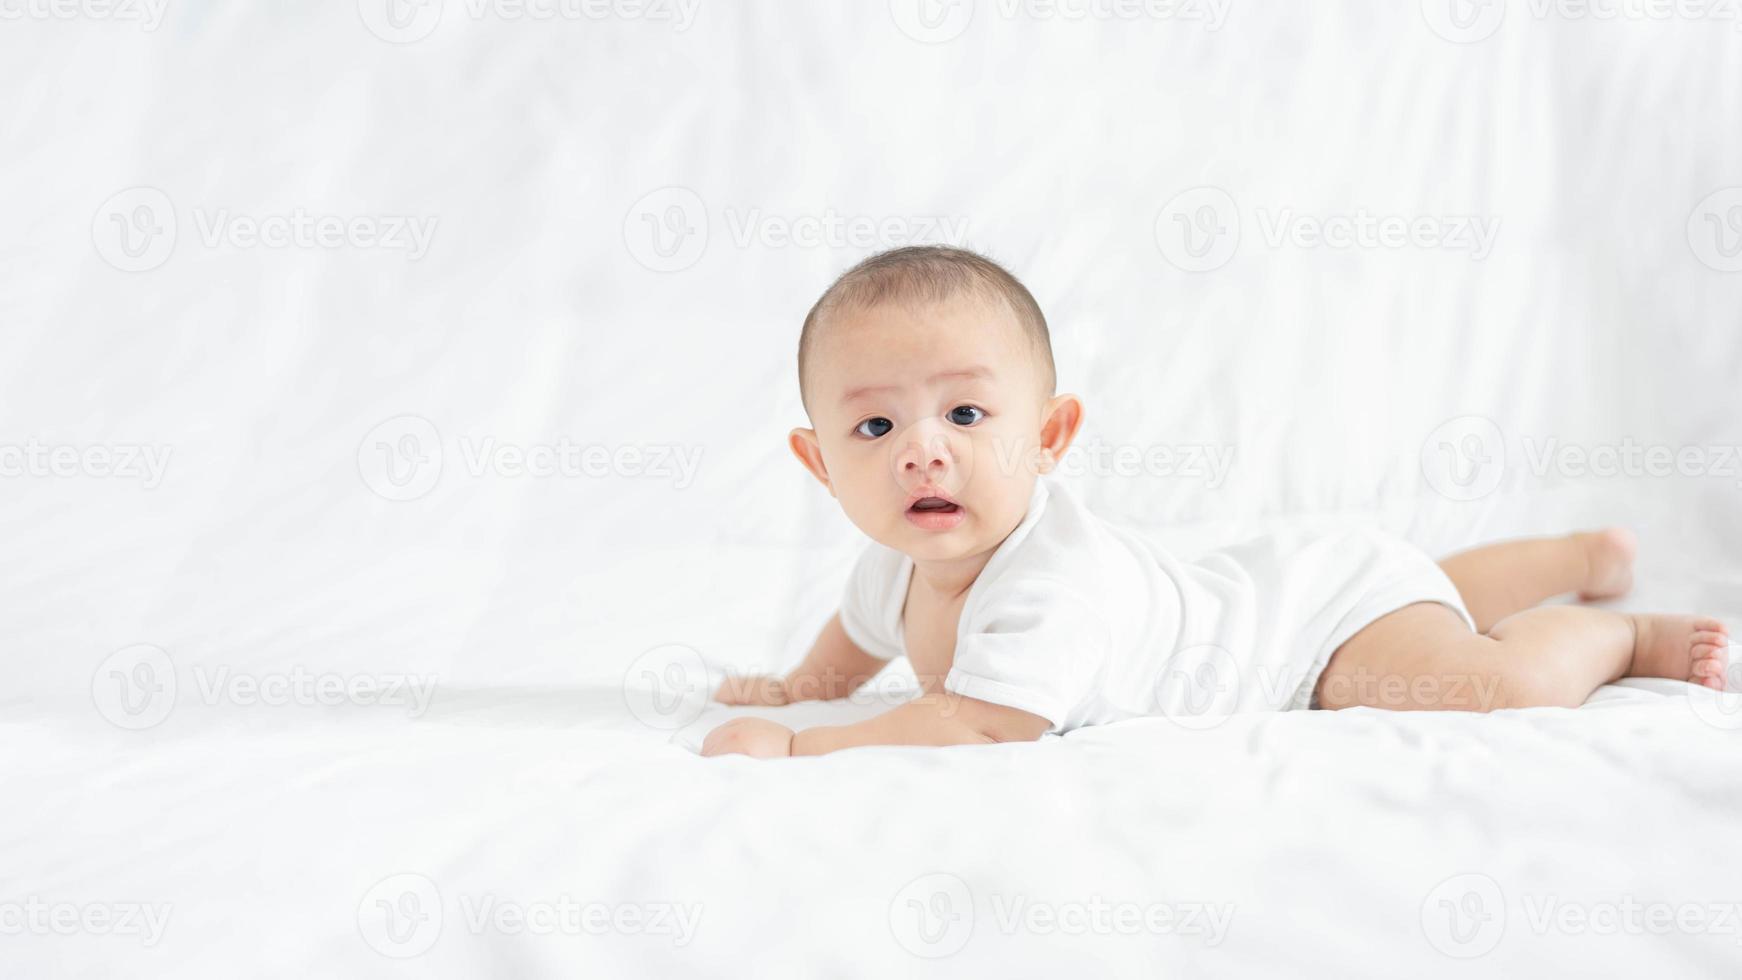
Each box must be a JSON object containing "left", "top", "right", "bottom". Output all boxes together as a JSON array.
[{"left": 797, "top": 295, "right": 1057, "bottom": 564}]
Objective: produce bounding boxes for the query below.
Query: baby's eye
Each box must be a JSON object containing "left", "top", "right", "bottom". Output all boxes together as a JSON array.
[
  {"left": 947, "top": 405, "right": 985, "bottom": 426},
  {"left": 854, "top": 417, "right": 894, "bottom": 439}
]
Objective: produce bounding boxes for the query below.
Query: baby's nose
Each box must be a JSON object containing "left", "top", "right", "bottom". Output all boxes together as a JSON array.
[{"left": 893, "top": 425, "right": 955, "bottom": 478}]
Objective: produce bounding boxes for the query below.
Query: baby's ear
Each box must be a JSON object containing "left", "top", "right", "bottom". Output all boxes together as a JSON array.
[
  {"left": 788, "top": 427, "right": 834, "bottom": 495},
  {"left": 1038, "top": 394, "right": 1086, "bottom": 469}
]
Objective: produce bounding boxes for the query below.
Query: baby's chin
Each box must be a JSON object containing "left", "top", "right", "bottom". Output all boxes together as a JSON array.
[
  {"left": 876, "top": 513, "right": 1015, "bottom": 566},
  {"left": 893, "top": 529, "right": 984, "bottom": 564}
]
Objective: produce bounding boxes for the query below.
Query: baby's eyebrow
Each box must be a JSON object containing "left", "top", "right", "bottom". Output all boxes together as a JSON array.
[{"left": 839, "top": 366, "right": 994, "bottom": 404}]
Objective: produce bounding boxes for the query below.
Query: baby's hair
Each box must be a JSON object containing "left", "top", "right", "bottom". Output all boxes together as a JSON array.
[{"left": 797, "top": 245, "right": 1057, "bottom": 408}]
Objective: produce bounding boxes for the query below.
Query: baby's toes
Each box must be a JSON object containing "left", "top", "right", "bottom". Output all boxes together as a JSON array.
[
  {"left": 1693, "top": 617, "right": 1729, "bottom": 638},
  {"left": 1691, "top": 646, "right": 1728, "bottom": 690}
]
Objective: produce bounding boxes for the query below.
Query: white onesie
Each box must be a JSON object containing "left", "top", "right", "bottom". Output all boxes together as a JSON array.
[{"left": 838, "top": 478, "right": 1474, "bottom": 733}]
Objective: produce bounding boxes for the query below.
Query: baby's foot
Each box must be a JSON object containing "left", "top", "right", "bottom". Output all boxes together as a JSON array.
[
  {"left": 1577, "top": 527, "right": 1637, "bottom": 601},
  {"left": 1626, "top": 614, "right": 1730, "bottom": 690}
]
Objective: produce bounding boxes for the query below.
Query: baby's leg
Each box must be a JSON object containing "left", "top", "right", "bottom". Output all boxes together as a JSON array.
[
  {"left": 1313, "top": 602, "right": 1729, "bottom": 712},
  {"left": 1437, "top": 528, "right": 1636, "bottom": 632}
]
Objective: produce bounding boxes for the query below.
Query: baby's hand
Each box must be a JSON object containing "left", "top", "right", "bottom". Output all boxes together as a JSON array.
[
  {"left": 713, "top": 674, "right": 792, "bottom": 706},
  {"left": 700, "top": 717, "right": 795, "bottom": 758}
]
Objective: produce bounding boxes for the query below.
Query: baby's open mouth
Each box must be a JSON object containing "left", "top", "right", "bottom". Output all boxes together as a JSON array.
[
  {"left": 904, "top": 490, "right": 966, "bottom": 530},
  {"left": 909, "top": 497, "right": 960, "bottom": 514}
]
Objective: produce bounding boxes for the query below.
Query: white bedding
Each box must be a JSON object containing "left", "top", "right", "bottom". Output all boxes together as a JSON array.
[
  {"left": 5, "top": 1, "right": 1742, "bottom": 976},
  {"left": 7, "top": 679, "right": 1742, "bottom": 977}
]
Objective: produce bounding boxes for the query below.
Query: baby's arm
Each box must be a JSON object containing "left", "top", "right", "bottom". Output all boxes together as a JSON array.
[
  {"left": 700, "top": 693, "right": 1048, "bottom": 758},
  {"left": 713, "top": 612, "right": 886, "bottom": 706}
]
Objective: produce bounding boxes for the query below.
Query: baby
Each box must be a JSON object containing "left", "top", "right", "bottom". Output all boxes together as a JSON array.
[{"left": 699, "top": 246, "right": 1731, "bottom": 758}]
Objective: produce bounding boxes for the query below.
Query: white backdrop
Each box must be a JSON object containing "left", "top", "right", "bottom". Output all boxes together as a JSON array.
[{"left": 5, "top": 0, "right": 1742, "bottom": 698}]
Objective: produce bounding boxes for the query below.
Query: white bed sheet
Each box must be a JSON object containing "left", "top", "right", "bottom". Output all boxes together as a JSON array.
[{"left": 7, "top": 677, "right": 1742, "bottom": 978}]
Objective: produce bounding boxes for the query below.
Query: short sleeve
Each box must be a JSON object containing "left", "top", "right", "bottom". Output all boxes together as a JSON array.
[
  {"left": 944, "top": 579, "right": 1109, "bottom": 732},
  {"left": 837, "top": 542, "right": 907, "bottom": 661}
]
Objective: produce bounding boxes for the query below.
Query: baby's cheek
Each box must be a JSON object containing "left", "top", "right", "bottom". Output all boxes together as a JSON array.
[{"left": 975, "top": 426, "right": 1044, "bottom": 482}]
